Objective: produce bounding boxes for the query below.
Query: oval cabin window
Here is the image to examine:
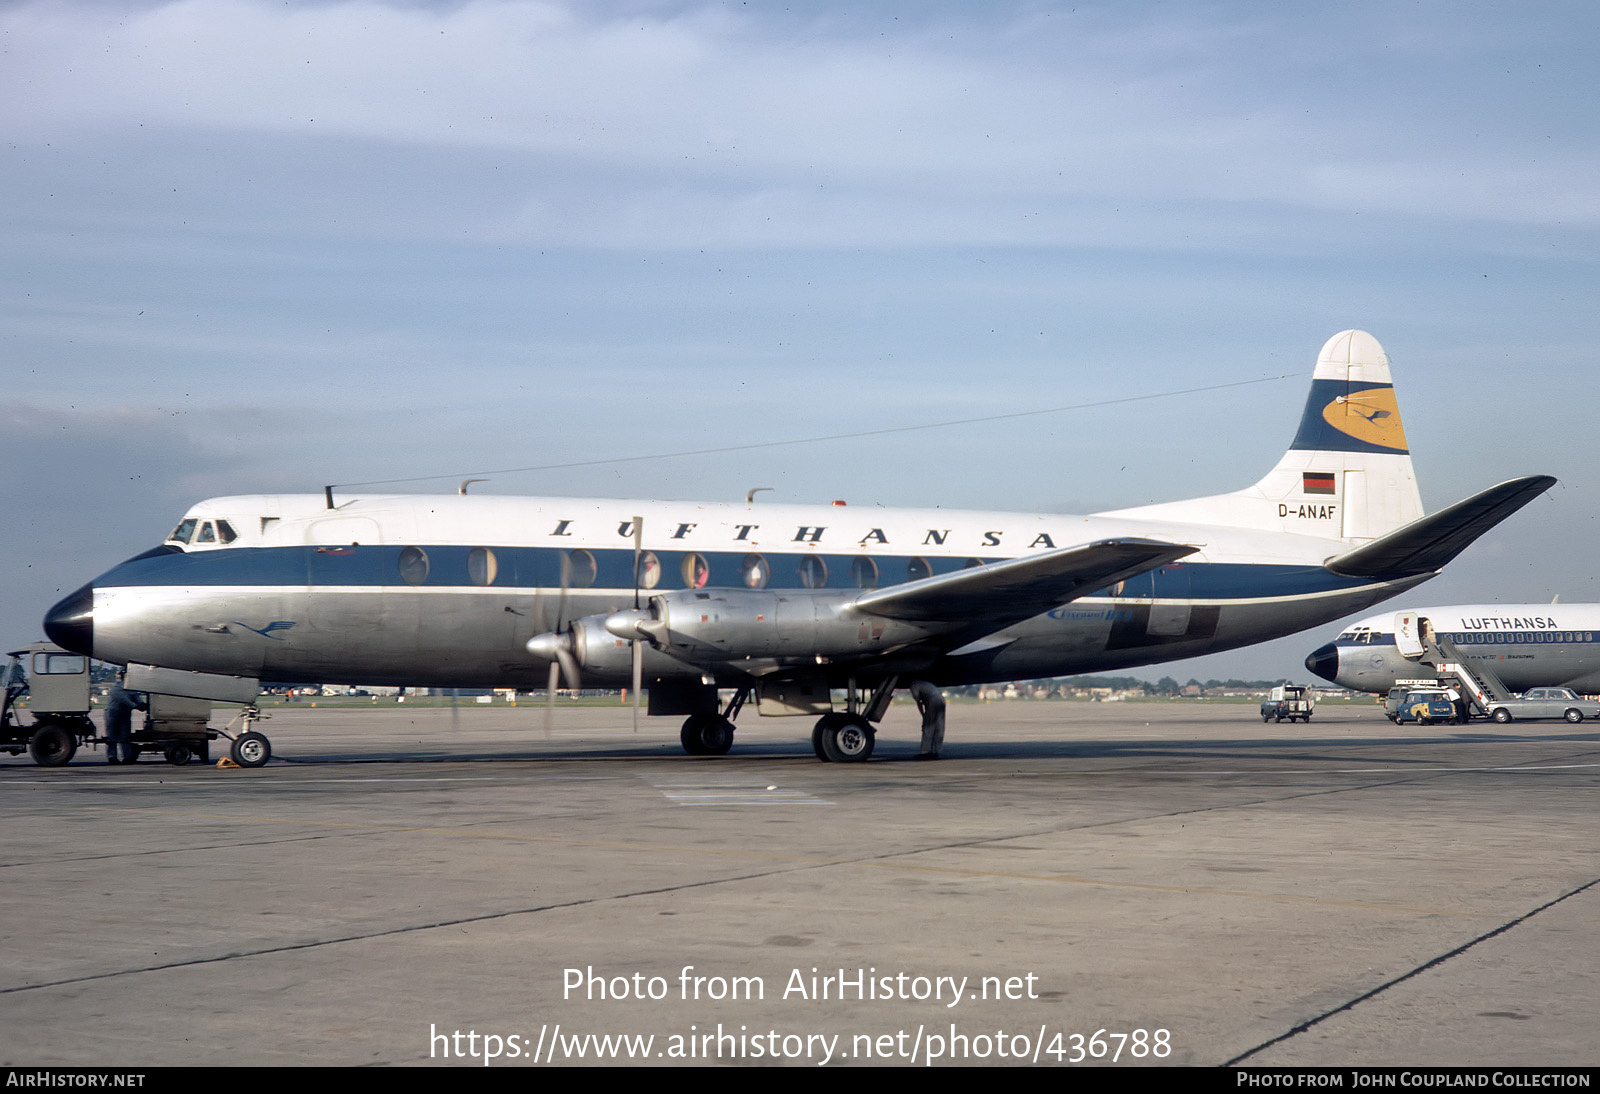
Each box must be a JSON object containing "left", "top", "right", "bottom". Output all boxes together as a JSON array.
[
  {"left": 398, "top": 546, "right": 430, "bottom": 586},
  {"left": 468, "top": 547, "right": 498, "bottom": 586}
]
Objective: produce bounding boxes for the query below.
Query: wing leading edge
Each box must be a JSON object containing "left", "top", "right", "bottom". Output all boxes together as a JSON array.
[{"left": 853, "top": 538, "right": 1199, "bottom": 629}]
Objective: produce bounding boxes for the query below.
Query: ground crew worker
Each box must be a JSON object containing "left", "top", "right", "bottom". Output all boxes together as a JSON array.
[{"left": 104, "top": 677, "right": 147, "bottom": 764}]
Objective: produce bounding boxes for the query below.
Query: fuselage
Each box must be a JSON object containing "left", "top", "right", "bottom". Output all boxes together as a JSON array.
[
  {"left": 46, "top": 491, "right": 1429, "bottom": 691},
  {"left": 1305, "top": 605, "right": 1600, "bottom": 694}
]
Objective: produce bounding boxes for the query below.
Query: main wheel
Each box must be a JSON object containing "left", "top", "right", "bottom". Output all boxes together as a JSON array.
[
  {"left": 679, "top": 714, "right": 734, "bottom": 756},
  {"left": 811, "top": 720, "right": 832, "bottom": 761},
  {"left": 680, "top": 717, "right": 709, "bottom": 755},
  {"left": 699, "top": 717, "right": 734, "bottom": 755},
  {"left": 1492, "top": 708, "right": 1513, "bottom": 724},
  {"left": 1564, "top": 708, "right": 1584, "bottom": 723},
  {"left": 818, "top": 713, "right": 874, "bottom": 763},
  {"left": 29, "top": 724, "right": 76, "bottom": 767},
  {"left": 231, "top": 731, "right": 271, "bottom": 767}
]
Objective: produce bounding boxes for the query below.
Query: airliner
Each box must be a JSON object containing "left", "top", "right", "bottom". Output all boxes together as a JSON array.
[
  {"left": 1306, "top": 605, "right": 1600, "bottom": 694},
  {"left": 43, "top": 330, "right": 1554, "bottom": 764}
]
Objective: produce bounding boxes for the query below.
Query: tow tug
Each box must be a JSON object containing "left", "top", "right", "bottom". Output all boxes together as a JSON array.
[{"left": 1259, "top": 684, "right": 1316, "bottom": 723}]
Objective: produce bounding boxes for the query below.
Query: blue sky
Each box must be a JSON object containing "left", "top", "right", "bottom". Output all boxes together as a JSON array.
[{"left": 4, "top": 1, "right": 1598, "bottom": 683}]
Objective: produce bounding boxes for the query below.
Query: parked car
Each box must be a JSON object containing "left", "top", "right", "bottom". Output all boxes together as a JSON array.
[
  {"left": 1484, "top": 687, "right": 1600, "bottom": 724},
  {"left": 1391, "top": 687, "right": 1460, "bottom": 725}
]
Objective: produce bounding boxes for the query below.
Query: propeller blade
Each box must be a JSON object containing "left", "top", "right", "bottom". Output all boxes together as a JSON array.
[
  {"left": 632, "top": 515, "right": 643, "bottom": 610},
  {"left": 542, "top": 547, "right": 576, "bottom": 738},
  {"left": 555, "top": 550, "right": 571, "bottom": 633},
  {"left": 555, "top": 645, "right": 581, "bottom": 692},
  {"left": 544, "top": 658, "right": 559, "bottom": 737},
  {"left": 631, "top": 638, "right": 643, "bottom": 733}
]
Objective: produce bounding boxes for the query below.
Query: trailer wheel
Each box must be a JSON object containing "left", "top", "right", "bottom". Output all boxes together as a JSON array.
[
  {"left": 29, "top": 724, "right": 76, "bottom": 767},
  {"left": 231, "top": 732, "right": 271, "bottom": 768},
  {"left": 164, "top": 742, "right": 194, "bottom": 765}
]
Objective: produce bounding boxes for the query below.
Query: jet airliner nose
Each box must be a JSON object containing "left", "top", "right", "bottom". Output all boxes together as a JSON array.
[
  {"left": 44, "top": 582, "right": 94, "bottom": 656},
  {"left": 1305, "top": 642, "right": 1340, "bottom": 684}
]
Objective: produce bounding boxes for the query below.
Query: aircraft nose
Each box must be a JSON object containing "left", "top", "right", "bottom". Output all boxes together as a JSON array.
[
  {"left": 1304, "top": 642, "right": 1340, "bottom": 684},
  {"left": 44, "top": 581, "right": 95, "bottom": 656}
]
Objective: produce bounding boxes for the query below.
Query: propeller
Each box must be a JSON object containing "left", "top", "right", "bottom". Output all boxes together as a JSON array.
[
  {"left": 528, "top": 550, "right": 582, "bottom": 735},
  {"left": 527, "top": 518, "right": 646, "bottom": 733}
]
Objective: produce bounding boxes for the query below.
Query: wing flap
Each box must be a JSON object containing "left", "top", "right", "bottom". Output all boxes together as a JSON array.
[
  {"left": 1324, "top": 475, "right": 1556, "bottom": 579},
  {"left": 853, "top": 538, "right": 1198, "bottom": 627}
]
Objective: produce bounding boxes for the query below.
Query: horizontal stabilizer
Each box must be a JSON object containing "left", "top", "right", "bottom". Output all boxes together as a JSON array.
[
  {"left": 854, "top": 538, "right": 1198, "bottom": 627},
  {"left": 1324, "top": 475, "right": 1556, "bottom": 579}
]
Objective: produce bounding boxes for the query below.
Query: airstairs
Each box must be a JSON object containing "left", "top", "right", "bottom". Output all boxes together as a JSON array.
[{"left": 1392, "top": 612, "right": 1514, "bottom": 716}]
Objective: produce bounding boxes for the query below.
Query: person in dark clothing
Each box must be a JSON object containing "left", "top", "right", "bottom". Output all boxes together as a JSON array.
[{"left": 104, "top": 679, "right": 147, "bottom": 764}]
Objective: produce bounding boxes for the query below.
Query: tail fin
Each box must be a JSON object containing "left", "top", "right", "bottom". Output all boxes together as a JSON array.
[{"left": 1100, "top": 329, "right": 1424, "bottom": 542}]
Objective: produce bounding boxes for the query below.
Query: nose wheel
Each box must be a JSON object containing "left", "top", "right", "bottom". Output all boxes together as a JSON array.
[
  {"left": 220, "top": 707, "right": 273, "bottom": 767},
  {"left": 230, "top": 731, "right": 272, "bottom": 768}
]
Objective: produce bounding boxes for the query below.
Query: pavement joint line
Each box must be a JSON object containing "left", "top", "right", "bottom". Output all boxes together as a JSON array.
[{"left": 1222, "top": 874, "right": 1600, "bottom": 1066}]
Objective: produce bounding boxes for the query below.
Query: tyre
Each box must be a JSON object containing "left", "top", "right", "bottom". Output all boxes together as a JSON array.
[
  {"left": 680, "top": 717, "right": 709, "bottom": 755},
  {"left": 699, "top": 717, "right": 734, "bottom": 755},
  {"left": 29, "top": 724, "right": 76, "bottom": 767},
  {"left": 811, "top": 720, "right": 832, "bottom": 761},
  {"left": 1564, "top": 708, "right": 1583, "bottom": 724},
  {"left": 231, "top": 731, "right": 271, "bottom": 767},
  {"left": 819, "top": 714, "right": 874, "bottom": 763},
  {"left": 1492, "top": 708, "right": 1512, "bottom": 724},
  {"left": 164, "top": 742, "right": 194, "bottom": 765}
]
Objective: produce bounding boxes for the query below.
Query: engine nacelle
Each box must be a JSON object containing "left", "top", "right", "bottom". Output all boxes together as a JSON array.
[
  {"left": 528, "top": 615, "right": 699, "bottom": 682},
  {"left": 609, "top": 588, "right": 939, "bottom": 664}
]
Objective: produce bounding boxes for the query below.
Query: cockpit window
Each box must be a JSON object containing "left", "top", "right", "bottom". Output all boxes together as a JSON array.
[
  {"left": 169, "top": 519, "right": 198, "bottom": 544},
  {"left": 196, "top": 522, "right": 216, "bottom": 544},
  {"left": 215, "top": 520, "right": 238, "bottom": 544}
]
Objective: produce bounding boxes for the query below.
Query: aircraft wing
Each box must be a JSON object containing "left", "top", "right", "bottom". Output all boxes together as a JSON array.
[
  {"left": 853, "top": 538, "right": 1198, "bottom": 628},
  {"left": 1324, "top": 475, "right": 1556, "bottom": 579}
]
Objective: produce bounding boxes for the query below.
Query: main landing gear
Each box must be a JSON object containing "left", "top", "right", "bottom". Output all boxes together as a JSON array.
[
  {"left": 811, "top": 712, "right": 874, "bottom": 762},
  {"left": 679, "top": 687, "right": 748, "bottom": 756},
  {"left": 676, "top": 677, "right": 942, "bottom": 763},
  {"left": 680, "top": 713, "right": 735, "bottom": 755}
]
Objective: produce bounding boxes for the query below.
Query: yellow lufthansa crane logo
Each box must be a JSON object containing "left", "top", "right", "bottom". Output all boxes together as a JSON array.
[{"left": 1322, "top": 388, "right": 1408, "bottom": 451}]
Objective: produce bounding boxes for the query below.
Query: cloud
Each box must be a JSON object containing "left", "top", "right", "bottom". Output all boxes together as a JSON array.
[{"left": 6, "top": 0, "right": 1598, "bottom": 252}]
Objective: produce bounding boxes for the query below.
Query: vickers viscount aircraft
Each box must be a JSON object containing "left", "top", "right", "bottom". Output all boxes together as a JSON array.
[
  {"left": 1307, "top": 604, "right": 1600, "bottom": 694},
  {"left": 44, "top": 331, "right": 1554, "bottom": 764}
]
